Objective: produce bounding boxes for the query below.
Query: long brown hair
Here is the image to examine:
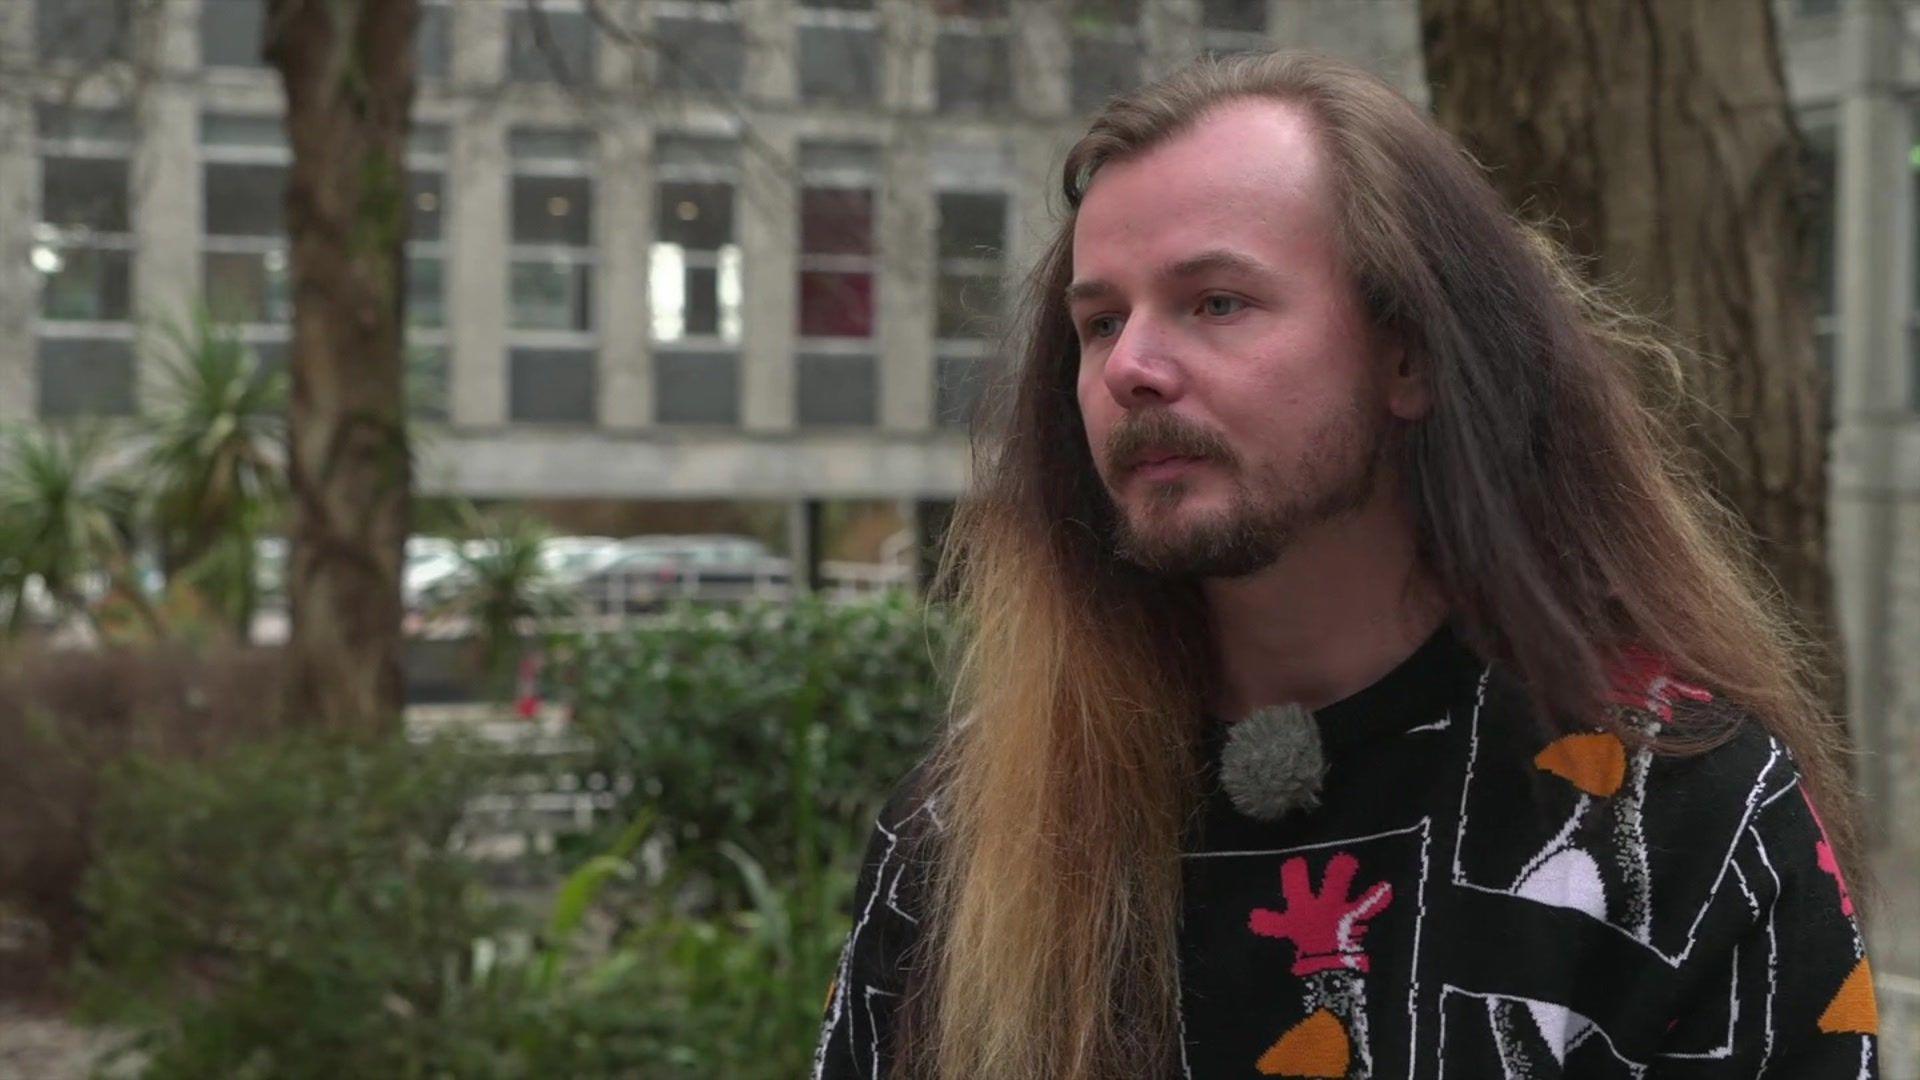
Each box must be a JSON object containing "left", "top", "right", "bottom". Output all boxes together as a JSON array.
[{"left": 902, "top": 50, "right": 1857, "bottom": 1079}]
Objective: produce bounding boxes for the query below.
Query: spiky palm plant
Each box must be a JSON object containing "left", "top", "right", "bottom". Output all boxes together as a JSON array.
[
  {"left": 429, "top": 504, "right": 577, "bottom": 699},
  {"left": 0, "top": 423, "right": 151, "bottom": 637}
]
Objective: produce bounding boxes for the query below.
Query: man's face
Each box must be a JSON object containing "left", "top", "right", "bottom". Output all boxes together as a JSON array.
[{"left": 1069, "top": 98, "right": 1403, "bottom": 579}]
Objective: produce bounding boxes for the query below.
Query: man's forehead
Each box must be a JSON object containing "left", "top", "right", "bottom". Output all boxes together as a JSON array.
[
  {"left": 1076, "top": 98, "right": 1329, "bottom": 220},
  {"left": 1071, "top": 99, "right": 1335, "bottom": 284}
]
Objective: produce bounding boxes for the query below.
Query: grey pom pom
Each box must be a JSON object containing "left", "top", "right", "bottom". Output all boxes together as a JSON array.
[{"left": 1219, "top": 703, "right": 1326, "bottom": 822}]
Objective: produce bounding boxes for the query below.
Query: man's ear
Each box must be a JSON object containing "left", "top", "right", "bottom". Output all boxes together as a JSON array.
[{"left": 1383, "top": 339, "right": 1432, "bottom": 422}]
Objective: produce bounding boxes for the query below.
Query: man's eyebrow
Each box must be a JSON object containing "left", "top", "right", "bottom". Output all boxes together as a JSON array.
[{"left": 1065, "top": 249, "right": 1276, "bottom": 307}]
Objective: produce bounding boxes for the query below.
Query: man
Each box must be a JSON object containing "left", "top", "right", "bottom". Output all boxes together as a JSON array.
[{"left": 815, "top": 51, "right": 1877, "bottom": 1078}]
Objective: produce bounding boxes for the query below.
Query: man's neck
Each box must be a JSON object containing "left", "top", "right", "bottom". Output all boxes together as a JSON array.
[{"left": 1203, "top": 489, "right": 1446, "bottom": 719}]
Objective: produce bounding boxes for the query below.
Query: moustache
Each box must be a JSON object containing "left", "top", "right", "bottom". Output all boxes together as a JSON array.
[{"left": 1103, "top": 411, "right": 1236, "bottom": 476}]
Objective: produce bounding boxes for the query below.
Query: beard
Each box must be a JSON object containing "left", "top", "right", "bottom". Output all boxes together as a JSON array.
[{"left": 1102, "top": 397, "right": 1390, "bottom": 579}]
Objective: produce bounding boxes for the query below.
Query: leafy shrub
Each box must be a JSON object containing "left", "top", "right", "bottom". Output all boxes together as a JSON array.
[
  {"left": 73, "top": 727, "right": 506, "bottom": 1079},
  {"left": 551, "top": 592, "right": 950, "bottom": 903},
  {"left": 0, "top": 643, "right": 287, "bottom": 993}
]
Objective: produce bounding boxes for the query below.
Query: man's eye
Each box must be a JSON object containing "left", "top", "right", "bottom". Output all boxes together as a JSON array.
[
  {"left": 1201, "top": 295, "right": 1245, "bottom": 317},
  {"left": 1086, "top": 315, "right": 1122, "bottom": 339}
]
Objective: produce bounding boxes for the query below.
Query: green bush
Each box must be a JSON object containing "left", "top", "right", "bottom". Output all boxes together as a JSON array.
[
  {"left": 551, "top": 592, "right": 950, "bottom": 903},
  {"left": 74, "top": 727, "right": 507, "bottom": 1079}
]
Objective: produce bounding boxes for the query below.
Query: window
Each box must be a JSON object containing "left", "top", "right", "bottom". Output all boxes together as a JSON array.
[
  {"left": 651, "top": 2, "right": 745, "bottom": 95},
  {"left": 34, "top": 107, "right": 136, "bottom": 417},
  {"left": 507, "top": 2, "right": 597, "bottom": 83},
  {"left": 1069, "top": 0, "right": 1143, "bottom": 114},
  {"left": 404, "top": 125, "right": 450, "bottom": 418},
  {"left": 1199, "top": 0, "right": 1268, "bottom": 58},
  {"left": 935, "top": 191, "right": 1006, "bottom": 427},
  {"left": 508, "top": 129, "right": 598, "bottom": 423},
  {"left": 797, "top": 2, "right": 880, "bottom": 105},
  {"left": 797, "top": 143, "right": 879, "bottom": 426},
  {"left": 935, "top": 1, "right": 1012, "bottom": 114},
  {"left": 418, "top": 1, "right": 454, "bottom": 80},
  {"left": 202, "top": 113, "right": 291, "bottom": 329},
  {"left": 201, "top": 0, "right": 267, "bottom": 67},
  {"left": 652, "top": 135, "right": 743, "bottom": 425},
  {"left": 36, "top": 0, "right": 128, "bottom": 63},
  {"left": 1200, "top": 0, "right": 1266, "bottom": 33}
]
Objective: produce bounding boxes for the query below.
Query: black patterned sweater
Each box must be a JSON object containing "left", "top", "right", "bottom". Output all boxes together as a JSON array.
[{"left": 814, "top": 627, "right": 1882, "bottom": 1078}]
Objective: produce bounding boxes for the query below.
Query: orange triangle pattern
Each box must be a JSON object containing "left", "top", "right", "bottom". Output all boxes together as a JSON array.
[
  {"left": 1256, "top": 1007, "right": 1350, "bottom": 1077},
  {"left": 1818, "top": 958, "right": 1879, "bottom": 1035},
  {"left": 1533, "top": 733, "right": 1627, "bottom": 797}
]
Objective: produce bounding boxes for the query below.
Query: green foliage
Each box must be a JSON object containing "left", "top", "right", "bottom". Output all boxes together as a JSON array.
[
  {"left": 552, "top": 592, "right": 950, "bottom": 902},
  {"left": 74, "top": 728, "right": 506, "bottom": 1079},
  {"left": 430, "top": 503, "right": 578, "bottom": 696},
  {"left": 0, "top": 422, "right": 149, "bottom": 635},
  {"left": 141, "top": 311, "right": 287, "bottom": 638}
]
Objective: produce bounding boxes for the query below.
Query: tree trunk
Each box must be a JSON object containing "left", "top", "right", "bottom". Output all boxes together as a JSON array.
[
  {"left": 1418, "top": 0, "right": 1839, "bottom": 705},
  {"left": 266, "top": 0, "right": 417, "bottom": 729}
]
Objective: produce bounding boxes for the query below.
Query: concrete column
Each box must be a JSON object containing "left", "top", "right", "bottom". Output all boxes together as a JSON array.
[
  {"left": 738, "top": 119, "right": 797, "bottom": 432},
  {"left": 880, "top": 0, "right": 936, "bottom": 115},
  {"left": 0, "top": 4, "right": 34, "bottom": 422},
  {"left": 879, "top": 128, "right": 934, "bottom": 433},
  {"left": 1012, "top": 2, "right": 1071, "bottom": 122},
  {"left": 132, "top": 0, "right": 203, "bottom": 411},
  {"left": 446, "top": 2, "right": 508, "bottom": 428},
  {"left": 597, "top": 116, "right": 653, "bottom": 430},
  {"left": 1009, "top": 126, "right": 1067, "bottom": 288},
  {"left": 742, "top": 0, "right": 798, "bottom": 107},
  {"left": 1145, "top": 0, "right": 1202, "bottom": 80},
  {"left": 1828, "top": 0, "right": 1908, "bottom": 846},
  {"left": 446, "top": 107, "right": 507, "bottom": 428}
]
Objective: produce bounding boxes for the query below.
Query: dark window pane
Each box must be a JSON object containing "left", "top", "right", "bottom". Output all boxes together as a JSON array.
[
  {"left": 41, "top": 158, "right": 129, "bottom": 232},
  {"left": 38, "top": 338, "right": 135, "bottom": 417},
  {"left": 658, "top": 182, "right": 734, "bottom": 249},
  {"left": 798, "top": 272, "right": 874, "bottom": 337},
  {"left": 1072, "top": 35, "right": 1142, "bottom": 113},
  {"left": 684, "top": 266, "right": 721, "bottom": 336},
  {"left": 510, "top": 348, "right": 597, "bottom": 423},
  {"left": 36, "top": 0, "right": 127, "bottom": 62},
  {"left": 798, "top": 25, "right": 879, "bottom": 104},
  {"left": 800, "top": 189, "right": 873, "bottom": 255},
  {"left": 34, "top": 106, "right": 134, "bottom": 144},
  {"left": 205, "top": 163, "right": 288, "bottom": 237},
  {"left": 507, "top": 8, "right": 597, "bottom": 82},
  {"left": 796, "top": 353, "right": 876, "bottom": 426},
  {"left": 936, "top": 354, "right": 987, "bottom": 427},
  {"left": 936, "top": 272, "right": 1000, "bottom": 339},
  {"left": 1804, "top": 127, "right": 1836, "bottom": 319},
  {"left": 934, "top": 0, "right": 1007, "bottom": 14},
  {"left": 417, "top": 3, "right": 453, "bottom": 78},
  {"left": 803, "top": 0, "right": 875, "bottom": 9},
  {"left": 655, "top": 352, "right": 740, "bottom": 425},
  {"left": 205, "top": 251, "right": 292, "bottom": 324},
  {"left": 1794, "top": 0, "right": 1840, "bottom": 15},
  {"left": 410, "top": 172, "right": 444, "bottom": 241},
  {"left": 937, "top": 192, "right": 1006, "bottom": 259},
  {"left": 512, "top": 176, "right": 594, "bottom": 246},
  {"left": 250, "top": 342, "right": 289, "bottom": 392},
  {"left": 936, "top": 31, "right": 1011, "bottom": 113},
  {"left": 38, "top": 248, "right": 132, "bottom": 322},
  {"left": 654, "top": 17, "right": 744, "bottom": 94},
  {"left": 510, "top": 261, "right": 595, "bottom": 331},
  {"left": 408, "top": 345, "right": 450, "bottom": 420},
  {"left": 201, "top": 0, "right": 267, "bottom": 67},
  {"left": 1200, "top": 0, "right": 1266, "bottom": 32},
  {"left": 407, "top": 256, "right": 445, "bottom": 329}
]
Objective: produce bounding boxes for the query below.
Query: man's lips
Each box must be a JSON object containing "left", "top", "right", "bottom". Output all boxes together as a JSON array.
[{"left": 1128, "top": 453, "right": 1208, "bottom": 480}]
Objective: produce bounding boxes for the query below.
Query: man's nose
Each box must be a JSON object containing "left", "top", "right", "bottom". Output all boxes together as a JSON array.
[{"left": 1101, "top": 316, "right": 1184, "bottom": 408}]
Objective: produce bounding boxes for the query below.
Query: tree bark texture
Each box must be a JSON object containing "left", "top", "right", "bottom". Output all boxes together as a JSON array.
[
  {"left": 266, "top": 0, "right": 417, "bottom": 729},
  {"left": 1419, "top": 0, "right": 1839, "bottom": 702}
]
